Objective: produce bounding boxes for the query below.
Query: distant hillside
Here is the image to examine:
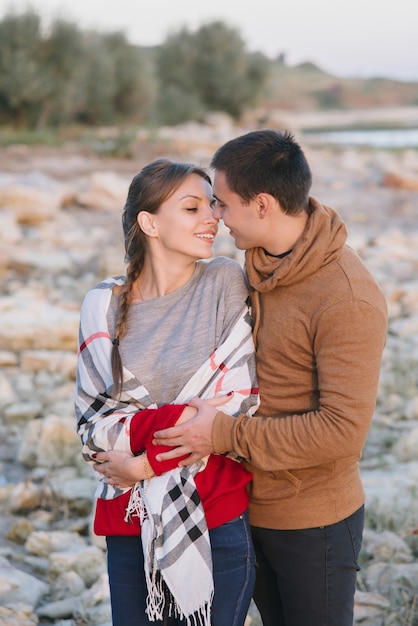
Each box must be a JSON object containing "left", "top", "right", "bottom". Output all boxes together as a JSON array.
[
  {"left": 141, "top": 43, "right": 418, "bottom": 117},
  {"left": 263, "top": 59, "right": 418, "bottom": 113}
]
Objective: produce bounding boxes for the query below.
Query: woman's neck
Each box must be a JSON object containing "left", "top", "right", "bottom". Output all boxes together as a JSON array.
[{"left": 131, "top": 258, "right": 197, "bottom": 302}]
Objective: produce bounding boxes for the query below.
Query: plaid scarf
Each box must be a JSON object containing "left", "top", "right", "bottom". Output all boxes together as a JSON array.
[{"left": 75, "top": 276, "right": 259, "bottom": 624}]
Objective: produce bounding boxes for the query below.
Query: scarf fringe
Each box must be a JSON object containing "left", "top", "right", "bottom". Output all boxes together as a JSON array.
[
  {"left": 145, "top": 580, "right": 213, "bottom": 626},
  {"left": 123, "top": 481, "right": 147, "bottom": 524},
  {"left": 128, "top": 475, "right": 214, "bottom": 626},
  {"left": 144, "top": 569, "right": 165, "bottom": 621},
  {"left": 142, "top": 523, "right": 213, "bottom": 625}
]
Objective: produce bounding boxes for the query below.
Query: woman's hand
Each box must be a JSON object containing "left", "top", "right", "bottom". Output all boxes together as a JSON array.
[
  {"left": 93, "top": 396, "right": 233, "bottom": 484},
  {"left": 175, "top": 405, "right": 198, "bottom": 424},
  {"left": 93, "top": 450, "right": 154, "bottom": 488},
  {"left": 175, "top": 393, "right": 233, "bottom": 425}
]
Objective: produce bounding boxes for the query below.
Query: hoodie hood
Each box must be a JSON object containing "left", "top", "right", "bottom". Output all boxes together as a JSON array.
[{"left": 245, "top": 197, "right": 347, "bottom": 293}]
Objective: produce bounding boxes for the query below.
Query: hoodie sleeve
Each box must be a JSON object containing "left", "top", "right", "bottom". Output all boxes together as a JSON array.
[{"left": 212, "top": 298, "right": 387, "bottom": 470}]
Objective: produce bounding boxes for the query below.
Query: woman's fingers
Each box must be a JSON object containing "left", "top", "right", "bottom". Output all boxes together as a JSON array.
[{"left": 205, "top": 392, "right": 234, "bottom": 407}]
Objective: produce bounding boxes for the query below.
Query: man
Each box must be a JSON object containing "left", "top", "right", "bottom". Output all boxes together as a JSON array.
[{"left": 153, "top": 130, "right": 388, "bottom": 626}]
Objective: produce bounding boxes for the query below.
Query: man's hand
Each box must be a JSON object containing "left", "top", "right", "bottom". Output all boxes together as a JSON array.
[{"left": 153, "top": 396, "right": 223, "bottom": 465}]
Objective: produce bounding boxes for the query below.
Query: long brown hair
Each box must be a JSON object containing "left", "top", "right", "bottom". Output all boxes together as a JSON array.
[{"left": 111, "top": 158, "right": 211, "bottom": 397}]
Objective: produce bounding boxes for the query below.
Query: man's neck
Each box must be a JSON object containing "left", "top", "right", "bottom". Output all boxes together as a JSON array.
[{"left": 264, "top": 248, "right": 292, "bottom": 258}]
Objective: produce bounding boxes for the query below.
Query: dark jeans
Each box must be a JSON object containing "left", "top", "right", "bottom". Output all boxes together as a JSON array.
[
  {"left": 251, "top": 505, "right": 364, "bottom": 626},
  {"left": 106, "top": 511, "right": 256, "bottom": 626}
]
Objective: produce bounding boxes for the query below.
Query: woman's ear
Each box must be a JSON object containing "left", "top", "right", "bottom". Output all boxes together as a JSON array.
[{"left": 137, "top": 211, "right": 157, "bottom": 236}]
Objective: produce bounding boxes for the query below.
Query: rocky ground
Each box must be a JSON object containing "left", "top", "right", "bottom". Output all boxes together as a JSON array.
[{"left": 1, "top": 116, "right": 418, "bottom": 625}]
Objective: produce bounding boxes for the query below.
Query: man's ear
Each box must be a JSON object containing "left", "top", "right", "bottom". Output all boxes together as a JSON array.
[
  {"left": 256, "top": 193, "right": 272, "bottom": 218},
  {"left": 137, "top": 211, "right": 157, "bottom": 236}
]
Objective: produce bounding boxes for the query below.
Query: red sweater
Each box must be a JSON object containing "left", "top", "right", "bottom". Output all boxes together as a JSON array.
[{"left": 94, "top": 405, "right": 252, "bottom": 535}]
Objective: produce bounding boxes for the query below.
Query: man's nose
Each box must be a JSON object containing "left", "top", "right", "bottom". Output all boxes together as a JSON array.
[
  {"left": 203, "top": 206, "right": 219, "bottom": 223},
  {"left": 213, "top": 204, "right": 222, "bottom": 220}
]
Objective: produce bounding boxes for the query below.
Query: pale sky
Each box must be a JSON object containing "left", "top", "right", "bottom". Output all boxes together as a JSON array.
[{"left": 2, "top": 0, "right": 418, "bottom": 81}]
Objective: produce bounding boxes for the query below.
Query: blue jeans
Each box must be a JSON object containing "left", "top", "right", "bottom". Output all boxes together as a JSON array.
[
  {"left": 251, "top": 505, "right": 364, "bottom": 626},
  {"left": 106, "top": 511, "right": 256, "bottom": 626}
]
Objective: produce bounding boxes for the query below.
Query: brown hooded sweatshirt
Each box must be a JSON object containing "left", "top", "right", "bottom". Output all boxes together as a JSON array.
[{"left": 212, "top": 198, "right": 388, "bottom": 530}]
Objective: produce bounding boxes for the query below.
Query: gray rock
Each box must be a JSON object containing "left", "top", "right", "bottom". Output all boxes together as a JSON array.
[{"left": 0, "top": 556, "right": 49, "bottom": 607}]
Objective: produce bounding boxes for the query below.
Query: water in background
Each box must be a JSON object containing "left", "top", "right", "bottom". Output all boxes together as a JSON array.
[{"left": 306, "top": 128, "right": 418, "bottom": 148}]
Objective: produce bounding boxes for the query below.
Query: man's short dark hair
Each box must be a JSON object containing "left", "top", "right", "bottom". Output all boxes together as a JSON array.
[{"left": 210, "top": 129, "right": 312, "bottom": 215}]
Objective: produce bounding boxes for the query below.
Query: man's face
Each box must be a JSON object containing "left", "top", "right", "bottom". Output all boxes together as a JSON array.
[{"left": 213, "top": 171, "right": 261, "bottom": 250}]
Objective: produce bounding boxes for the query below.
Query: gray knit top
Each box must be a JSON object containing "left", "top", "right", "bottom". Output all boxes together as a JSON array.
[{"left": 107, "top": 256, "right": 249, "bottom": 406}]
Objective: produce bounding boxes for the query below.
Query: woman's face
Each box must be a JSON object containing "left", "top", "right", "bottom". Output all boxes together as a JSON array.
[{"left": 144, "top": 173, "right": 219, "bottom": 261}]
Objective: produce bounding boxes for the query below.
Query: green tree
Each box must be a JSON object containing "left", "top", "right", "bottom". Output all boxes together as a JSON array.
[
  {"left": 104, "top": 32, "right": 156, "bottom": 123},
  {"left": 74, "top": 32, "right": 117, "bottom": 125},
  {"left": 0, "top": 10, "right": 156, "bottom": 128},
  {"left": 0, "top": 10, "right": 49, "bottom": 128},
  {"left": 154, "top": 28, "right": 205, "bottom": 125},
  {"left": 191, "top": 21, "right": 255, "bottom": 117},
  {"left": 36, "top": 18, "right": 84, "bottom": 128},
  {"left": 155, "top": 28, "right": 197, "bottom": 92},
  {"left": 74, "top": 31, "right": 155, "bottom": 126},
  {"left": 155, "top": 21, "right": 269, "bottom": 124},
  {"left": 0, "top": 11, "right": 269, "bottom": 129},
  {"left": 154, "top": 84, "right": 205, "bottom": 126}
]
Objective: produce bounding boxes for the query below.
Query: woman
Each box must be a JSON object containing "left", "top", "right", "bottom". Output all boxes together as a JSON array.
[{"left": 74, "top": 159, "right": 259, "bottom": 626}]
